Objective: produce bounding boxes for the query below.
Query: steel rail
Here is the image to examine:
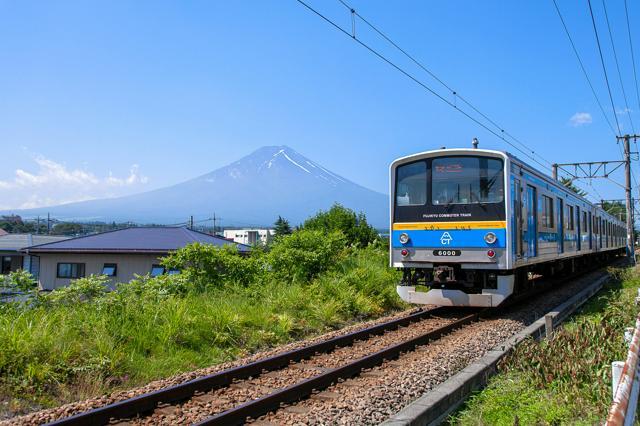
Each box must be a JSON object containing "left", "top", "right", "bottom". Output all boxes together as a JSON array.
[
  {"left": 194, "top": 312, "right": 480, "bottom": 426},
  {"left": 46, "top": 307, "right": 452, "bottom": 425}
]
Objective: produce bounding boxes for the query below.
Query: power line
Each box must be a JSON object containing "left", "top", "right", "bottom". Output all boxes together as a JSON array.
[
  {"left": 624, "top": 0, "right": 640, "bottom": 111},
  {"left": 295, "top": 0, "right": 551, "bottom": 170},
  {"left": 335, "top": 0, "right": 551, "bottom": 167},
  {"left": 601, "top": 0, "right": 635, "bottom": 133},
  {"left": 552, "top": 0, "right": 617, "bottom": 136},
  {"left": 587, "top": 0, "right": 622, "bottom": 135}
]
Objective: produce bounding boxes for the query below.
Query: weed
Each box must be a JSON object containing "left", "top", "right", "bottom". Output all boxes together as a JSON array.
[{"left": 452, "top": 266, "right": 640, "bottom": 425}]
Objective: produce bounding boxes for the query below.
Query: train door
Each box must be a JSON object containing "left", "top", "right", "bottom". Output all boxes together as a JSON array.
[
  {"left": 526, "top": 185, "right": 537, "bottom": 257},
  {"left": 598, "top": 217, "right": 604, "bottom": 250},
  {"left": 513, "top": 178, "right": 523, "bottom": 257},
  {"left": 589, "top": 212, "right": 593, "bottom": 250},
  {"left": 599, "top": 218, "right": 603, "bottom": 248},
  {"left": 558, "top": 198, "right": 564, "bottom": 253},
  {"left": 576, "top": 206, "right": 581, "bottom": 251}
]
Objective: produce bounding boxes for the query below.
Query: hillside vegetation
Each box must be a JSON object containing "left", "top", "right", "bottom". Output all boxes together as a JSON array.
[{"left": 0, "top": 205, "right": 403, "bottom": 416}]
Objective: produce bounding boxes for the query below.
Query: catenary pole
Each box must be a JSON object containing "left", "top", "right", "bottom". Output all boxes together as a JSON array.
[{"left": 619, "top": 134, "right": 637, "bottom": 263}]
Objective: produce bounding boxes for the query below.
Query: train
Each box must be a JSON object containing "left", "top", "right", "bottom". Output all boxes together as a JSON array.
[{"left": 390, "top": 146, "right": 626, "bottom": 307}]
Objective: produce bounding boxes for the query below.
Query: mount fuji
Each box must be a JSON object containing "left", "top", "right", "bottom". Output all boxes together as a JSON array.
[{"left": 4, "top": 146, "right": 388, "bottom": 227}]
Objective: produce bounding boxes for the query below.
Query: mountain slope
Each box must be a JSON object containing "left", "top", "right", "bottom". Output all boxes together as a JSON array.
[{"left": 4, "top": 146, "right": 388, "bottom": 227}]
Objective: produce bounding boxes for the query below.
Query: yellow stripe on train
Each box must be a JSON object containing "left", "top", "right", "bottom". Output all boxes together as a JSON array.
[{"left": 392, "top": 221, "right": 507, "bottom": 231}]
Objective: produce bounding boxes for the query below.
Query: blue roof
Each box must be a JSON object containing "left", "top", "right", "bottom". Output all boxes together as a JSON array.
[{"left": 24, "top": 227, "right": 250, "bottom": 253}]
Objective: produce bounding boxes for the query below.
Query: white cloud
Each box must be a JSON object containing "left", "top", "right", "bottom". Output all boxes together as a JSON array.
[
  {"left": 0, "top": 156, "right": 149, "bottom": 210},
  {"left": 106, "top": 164, "right": 149, "bottom": 186},
  {"left": 617, "top": 107, "right": 633, "bottom": 115},
  {"left": 569, "top": 112, "right": 592, "bottom": 127}
]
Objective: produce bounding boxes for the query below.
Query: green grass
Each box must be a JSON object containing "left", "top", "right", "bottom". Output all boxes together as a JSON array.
[
  {"left": 0, "top": 244, "right": 404, "bottom": 417},
  {"left": 451, "top": 265, "right": 640, "bottom": 426}
]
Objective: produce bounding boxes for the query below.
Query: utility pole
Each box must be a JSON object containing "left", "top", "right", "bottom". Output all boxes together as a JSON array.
[
  {"left": 189, "top": 215, "right": 194, "bottom": 230},
  {"left": 617, "top": 134, "right": 638, "bottom": 264},
  {"left": 47, "top": 212, "right": 51, "bottom": 234},
  {"left": 36, "top": 216, "right": 40, "bottom": 234},
  {"left": 213, "top": 213, "right": 217, "bottom": 235}
]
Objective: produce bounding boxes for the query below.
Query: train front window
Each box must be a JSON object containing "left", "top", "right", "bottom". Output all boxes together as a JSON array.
[
  {"left": 431, "top": 157, "right": 504, "bottom": 205},
  {"left": 396, "top": 161, "right": 427, "bottom": 206}
]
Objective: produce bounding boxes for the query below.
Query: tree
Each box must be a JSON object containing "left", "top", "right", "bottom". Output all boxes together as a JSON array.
[
  {"left": 559, "top": 177, "right": 587, "bottom": 197},
  {"left": 302, "top": 204, "right": 379, "bottom": 248},
  {"left": 273, "top": 216, "right": 292, "bottom": 238},
  {"left": 51, "top": 223, "right": 84, "bottom": 235},
  {"left": 601, "top": 201, "right": 626, "bottom": 221}
]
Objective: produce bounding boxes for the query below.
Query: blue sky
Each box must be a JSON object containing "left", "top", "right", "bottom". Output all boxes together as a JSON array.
[{"left": 1, "top": 0, "right": 638, "bottom": 213}]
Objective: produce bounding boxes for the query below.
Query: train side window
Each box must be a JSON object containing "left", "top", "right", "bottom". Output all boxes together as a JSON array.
[{"left": 541, "top": 195, "right": 554, "bottom": 228}]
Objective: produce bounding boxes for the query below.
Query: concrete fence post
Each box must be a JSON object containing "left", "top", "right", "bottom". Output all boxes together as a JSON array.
[
  {"left": 612, "top": 361, "right": 625, "bottom": 398},
  {"left": 544, "top": 314, "right": 553, "bottom": 339}
]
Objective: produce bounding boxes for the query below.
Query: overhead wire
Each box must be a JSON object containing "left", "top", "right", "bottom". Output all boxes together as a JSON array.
[
  {"left": 295, "top": 0, "right": 551, "bottom": 170},
  {"left": 587, "top": 0, "right": 622, "bottom": 136},
  {"left": 624, "top": 0, "right": 640, "bottom": 112},
  {"left": 623, "top": 0, "right": 640, "bottom": 158},
  {"left": 334, "top": 0, "right": 551, "bottom": 167},
  {"left": 552, "top": 0, "right": 617, "bottom": 136},
  {"left": 601, "top": 0, "right": 635, "bottom": 133}
]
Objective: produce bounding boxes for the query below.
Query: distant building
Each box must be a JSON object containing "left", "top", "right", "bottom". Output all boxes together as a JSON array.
[
  {"left": 24, "top": 227, "right": 250, "bottom": 290},
  {"left": 0, "top": 215, "right": 23, "bottom": 224},
  {"left": 223, "top": 229, "right": 275, "bottom": 246},
  {"left": 0, "top": 234, "right": 69, "bottom": 277}
]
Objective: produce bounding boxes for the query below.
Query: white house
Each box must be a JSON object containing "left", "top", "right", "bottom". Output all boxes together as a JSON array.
[{"left": 223, "top": 229, "right": 275, "bottom": 246}]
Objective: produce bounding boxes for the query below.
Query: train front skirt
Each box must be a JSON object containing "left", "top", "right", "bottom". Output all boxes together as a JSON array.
[{"left": 396, "top": 274, "right": 514, "bottom": 307}]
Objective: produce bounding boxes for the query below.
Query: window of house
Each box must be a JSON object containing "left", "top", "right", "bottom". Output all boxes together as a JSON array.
[
  {"left": 541, "top": 195, "right": 554, "bottom": 228},
  {"left": 1, "top": 256, "right": 11, "bottom": 274},
  {"left": 57, "top": 263, "right": 85, "bottom": 279},
  {"left": 150, "top": 264, "right": 165, "bottom": 277},
  {"left": 101, "top": 263, "right": 117, "bottom": 277}
]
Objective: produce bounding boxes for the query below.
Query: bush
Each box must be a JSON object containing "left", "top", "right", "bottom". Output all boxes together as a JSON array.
[
  {"left": 161, "top": 243, "right": 261, "bottom": 291},
  {"left": 267, "top": 229, "right": 346, "bottom": 282},
  {"left": 118, "top": 273, "right": 190, "bottom": 297},
  {"left": 302, "top": 204, "right": 379, "bottom": 248},
  {"left": 45, "top": 275, "right": 110, "bottom": 305},
  {"left": 1, "top": 270, "right": 37, "bottom": 293}
]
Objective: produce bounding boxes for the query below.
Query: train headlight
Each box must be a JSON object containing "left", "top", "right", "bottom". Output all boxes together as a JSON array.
[
  {"left": 399, "top": 233, "right": 410, "bottom": 244},
  {"left": 484, "top": 232, "right": 497, "bottom": 244}
]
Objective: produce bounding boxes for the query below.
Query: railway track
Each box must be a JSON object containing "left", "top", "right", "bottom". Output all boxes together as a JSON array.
[{"left": 44, "top": 307, "right": 480, "bottom": 426}]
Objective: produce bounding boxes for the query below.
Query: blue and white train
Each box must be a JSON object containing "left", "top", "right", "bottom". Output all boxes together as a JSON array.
[{"left": 390, "top": 146, "right": 626, "bottom": 307}]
